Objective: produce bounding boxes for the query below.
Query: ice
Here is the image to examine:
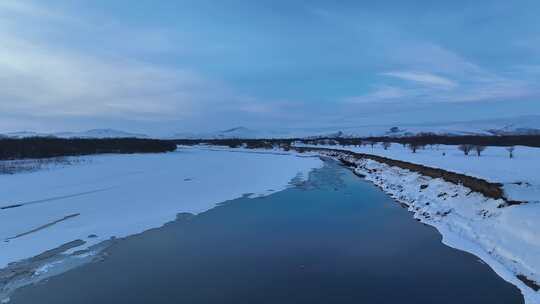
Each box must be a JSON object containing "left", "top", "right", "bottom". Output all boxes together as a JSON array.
[{"left": 0, "top": 147, "right": 322, "bottom": 268}]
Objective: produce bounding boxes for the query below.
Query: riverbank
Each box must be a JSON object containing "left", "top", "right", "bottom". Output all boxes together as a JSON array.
[{"left": 300, "top": 147, "right": 539, "bottom": 304}]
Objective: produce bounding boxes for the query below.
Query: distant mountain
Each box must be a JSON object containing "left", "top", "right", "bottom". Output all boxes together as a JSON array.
[
  {"left": 54, "top": 129, "right": 148, "bottom": 139},
  {"left": 171, "top": 126, "right": 468, "bottom": 140},
  {"left": 172, "top": 127, "right": 283, "bottom": 139},
  {"left": 4, "top": 131, "right": 51, "bottom": 138},
  {"left": 216, "top": 127, "right": 260, "bottom": 138},
  {"left": 411, "top": 116, "right": 540, "bottom": 137},
  {"left": 319, "top": 116, "right": 540, "bottom": 138},
  {"left": 485, "top": 118, "right": 540, "bottom": 135},
  {"left": 2, "top": 129, "right": 148, "bottom": 139},
  {"left": 6, "top": 116, "right": 539, "bottom": 141}
]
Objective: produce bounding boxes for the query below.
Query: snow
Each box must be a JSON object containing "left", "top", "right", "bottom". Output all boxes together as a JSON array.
[
  {"left": 33, "top": 260, "right": 64, "bottom": 277},
  {"left": 295, "top": 143, "right": 540, "bottom": 203},
  {"left": 0, "top": 147, "right": 322, "bottom": 269},
  {"left": 315, "top": 149, "right": 540, "bottom": 303}
]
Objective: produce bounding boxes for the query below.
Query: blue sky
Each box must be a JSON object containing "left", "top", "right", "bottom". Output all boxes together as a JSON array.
[{"left": 1, "top": 0, "right": 539, "bottom": 135}]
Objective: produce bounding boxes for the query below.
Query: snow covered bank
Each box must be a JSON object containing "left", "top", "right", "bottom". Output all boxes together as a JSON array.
[
  {"left": 295, "top": 143, "right": 540, "bottom": 203},
  {"left": 0, "top": 147, "right": 322, "bottom": 297},
  {"left": 318, "top": 149, "right": 539, "bottom": 303}
]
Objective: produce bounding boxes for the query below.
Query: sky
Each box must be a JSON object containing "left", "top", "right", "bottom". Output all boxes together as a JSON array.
[{"left": 1, "top": 0, "right": 539, "bottom": 136}]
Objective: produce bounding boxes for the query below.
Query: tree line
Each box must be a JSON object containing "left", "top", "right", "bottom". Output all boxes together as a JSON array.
[
  {"left": 332, "top": 134, "right": 540, "bottom": 148},
  {"left": 0, "top": 138, "right": 177, "bottom": 160},
  {"left": 310, "top": 139, "right": 517, "bottom": 158},
  {"left": 174, "top": 134, "right": 540, "bottom": 149}
]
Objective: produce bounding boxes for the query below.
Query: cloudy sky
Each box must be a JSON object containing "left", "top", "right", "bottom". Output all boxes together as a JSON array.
[{"left": 1, "top": 0, "right": 539, "bottom": 135}]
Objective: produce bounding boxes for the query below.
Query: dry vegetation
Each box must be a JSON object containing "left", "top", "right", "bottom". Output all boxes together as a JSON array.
[{"left": 0, "top": 157, "right": 87, "bottom": 175}]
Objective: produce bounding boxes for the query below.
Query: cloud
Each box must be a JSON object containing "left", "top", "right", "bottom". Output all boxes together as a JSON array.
[
  {"left": 381, "top": 71, "right": 457, "bottom": 89},
  {"left": 314, "top": 12, "right": 537, "bottom": 106},
  {"left": 1, "top": 1, "right": 539, "bottom": 134},
  {"left": 0, "top": 0, "right": 316, "bottom": 134},
  {"left": 0, "top": 32, "right": 210, "bottom": 119},
  {"left": 0, "top": 0, "right": 237, "bottom": 125},
  {"left": 0, "top": 0, "right": 60, "bottom": 19},
  {"left": 446, "top": 81, "right": 536, "bottom": 103},
  {"left": 347, "top": 42, "right": 540, "bottom": 104},
  {"left": 389, "top": 43, "right": 488, "bottom": 78},
  {"left": 345, "top": 86, "right": 411, "bottom": 104}
]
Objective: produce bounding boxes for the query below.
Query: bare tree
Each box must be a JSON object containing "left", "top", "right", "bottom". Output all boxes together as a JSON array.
[
  {"left": 458, "top": 144, "right": 473, "bottom": 156},
  {"left": 507, "top": 146, "right": 515, "bottom": 159},
  {"left": 382, "top": 142, "right": 392, "bottom": 150},
  {"left": 363, "top": 141, "right": 375, "bottom": 149},
  {"left": 474, "top": 145, "right": 486, "bottom": 157},
  {"left": 408, "top": 143, "right": 422, "bottom": 153}
]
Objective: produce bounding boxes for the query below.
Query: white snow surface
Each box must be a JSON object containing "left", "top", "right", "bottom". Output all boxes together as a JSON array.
[
  {"left": 296, "top": 143, "right": 540, "bottom": 203},
  {"left": 0, "top": 147, "right": 322, "bottom": 268},
  {"left": 316, "top": 149, "right": 540, "bottom": 303}
]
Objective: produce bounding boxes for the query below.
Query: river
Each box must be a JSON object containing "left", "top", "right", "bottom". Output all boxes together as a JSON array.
[{"left": 8, "top": 159, "right": 523, "bottom": 303}]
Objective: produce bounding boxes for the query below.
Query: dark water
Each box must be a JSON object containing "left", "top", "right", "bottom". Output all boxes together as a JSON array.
[{"left": 10, "top": 161, "right": 523, "bottom": 304}]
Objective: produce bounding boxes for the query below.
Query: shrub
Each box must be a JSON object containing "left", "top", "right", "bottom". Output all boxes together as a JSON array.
[
  {"left": 474, "top": 145, "right": 486, "bottom": 157},
  {"left": 458, "top": 144, "right": 474, "bottom": 156},
  {"left": 408, "top": 143, "right": 423, "bottom": 153},
  {"left": 507, "top": 146, "right": 515, "bottom": 159}
]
